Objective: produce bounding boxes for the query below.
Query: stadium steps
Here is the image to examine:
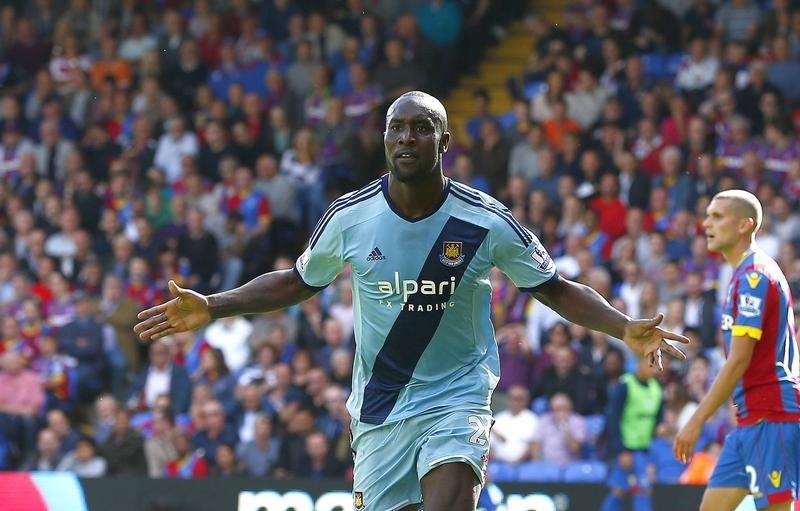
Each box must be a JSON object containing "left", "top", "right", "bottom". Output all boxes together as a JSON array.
[{"left": 445, "top": 0, "right": 566, "bottom": 145}]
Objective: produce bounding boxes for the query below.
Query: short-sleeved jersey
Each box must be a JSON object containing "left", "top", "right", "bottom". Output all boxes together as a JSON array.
[
  {"left": 721, "top": 248, "right": 800, "bottom": 426},
  {"left": 294, "top": 176, "right": 557, "bottom": 425}
]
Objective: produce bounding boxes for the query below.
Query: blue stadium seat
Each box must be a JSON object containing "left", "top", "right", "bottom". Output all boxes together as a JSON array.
[
  {"left": 531, "top": 396, "right": 549, "bottom": 415},
  {"left": 665, "top": 53, "right": 685, "bottom": 78},
  {"left": 641, "top": 53, "right": 664, "bottom": 79},
  {"left": 487, "top": 461, "right": 517, "bottom": 482},
  {"left": 582, "top": 415, "right": 606, "bottom": 460},
  {"left": 642, "top": 52, "right": 686, "bottom": 81},
  {"left": 516, "top": 461, "right": 562, "bottom": 482},
  {"left": 585, "top": 414, "right": 606, "bottom": 440},
  {"left": 522, "top": 81, "right": 546, "bottom": 100},
  {"left": 649, "top": 438, "right": 687, "bottom": 483},
  {"left": 562, "top": 461, "right": 608, "bottom": 483},
  {"left": 497, "top": 111, "right": 517, "bottom": 131}
]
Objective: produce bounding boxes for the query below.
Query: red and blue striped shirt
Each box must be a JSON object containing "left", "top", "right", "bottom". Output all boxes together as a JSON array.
[{"left": 721, "top": 248, "right": 800, "bottom": 426}]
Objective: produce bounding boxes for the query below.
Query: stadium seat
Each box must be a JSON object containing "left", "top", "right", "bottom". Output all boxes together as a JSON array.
[
  {"left": 562, "top": 461, "right": 608, "bottom": 483},
  {"left": 497, "top": 111, "right": 517, "bottom": 131},
  {"left": 522, "top": 81, "right": 546, "bottom": 100},
  {"left": 531, "top": 396, "right": 549, "bottom": 415},
  {"left": 642, "top": 52, "right": 685, "bottom": 81},
  {"left": 487, "top": 461, "right": 518, "bottom": 482},
  {"left": 584, "top": 415, "right": 606, "bottom": 440},
  {"left": 649, "top": 438, "right": 686, "bottom": 483},
  {"left": 516, "top": 461, "right": 562, "bottom": 482},
  {"left": 665, "top": 53, "right": 685, "bottom": 78}
]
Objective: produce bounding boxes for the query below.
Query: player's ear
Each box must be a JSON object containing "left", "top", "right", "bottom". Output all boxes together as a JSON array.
[
  {"left": 440, "top": 130, "right": 450, "bottom": 154},
  {"left": 739, "top": 217, "right": 755, "bottom": 235}
]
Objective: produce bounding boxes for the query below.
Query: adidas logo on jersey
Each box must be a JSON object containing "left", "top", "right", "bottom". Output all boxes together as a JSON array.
[{"left": 366, "top": 247, "right": 386, "bottom": 261}]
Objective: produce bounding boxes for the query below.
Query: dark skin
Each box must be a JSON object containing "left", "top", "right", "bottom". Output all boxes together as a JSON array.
[{"left": 134, "top": 92, "right": 688, "bottom": 511}]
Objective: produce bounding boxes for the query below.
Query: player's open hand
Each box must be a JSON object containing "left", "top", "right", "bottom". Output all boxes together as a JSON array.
[
  {"left": 133, "top": 280, "right": 211, "bottom": 341},
  {"left": 673, "top": 419, "right": 702, "bottom": 464},
  {"left": 622, "top": 313, "right": 690, "bottom": 370}
]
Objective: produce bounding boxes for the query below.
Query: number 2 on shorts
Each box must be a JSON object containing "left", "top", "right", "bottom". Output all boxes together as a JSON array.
[{"left": 745, "top": 465, "right": 760, "bottom": 495}]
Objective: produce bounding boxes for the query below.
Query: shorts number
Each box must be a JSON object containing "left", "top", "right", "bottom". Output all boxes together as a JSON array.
[
  {"left": 745, "top": 465, "right": 760, "bottom": 495},
  {"left": 468, "top": 415, "right": 488, "bottom": 446}
]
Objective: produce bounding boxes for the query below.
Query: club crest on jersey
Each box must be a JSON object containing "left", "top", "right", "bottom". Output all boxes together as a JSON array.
[
  {"left": 738, "top": 293, "right": 762, "bottom": 318},
  {"left": 440, "top": 241, "right": 464, "bottom": 267},
  {"left": 354, "top": 491, "right": 364, "bottom": 510},
  {"left": 746, "top": 272, "right": 762, "bottom": 289},
  {"left": 769, "top": 470, "right": 782, "bottom": 488}
]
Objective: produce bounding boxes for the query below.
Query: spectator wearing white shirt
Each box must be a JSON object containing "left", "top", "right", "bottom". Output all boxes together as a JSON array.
[
  {"left": 618, "top": 260, "right": 644, "bottom": 320},
  {"left": 44, "top": 205, "right": 80, "bottom": 265},
  {"left": 126, "top": 340, "right": 192, "bottom": 414},
  {"left": 525, "top": 296, "right": 563, "bottom": 353},
  {"left": 119, "top": 13, "right": 158, "bottom": 62},
  {"left": 566, "top": 68, "right": 608, "bottom": 129},
  {"left": 203, "top": 316, "right": 253, "bottom": 373},
  {"left": 675, "top": 36, "right": 719, "bottom": 92},
  {"left": 491, "top": 386, "right": 539, "bottom": 464},
  {"left": 154, "top": 116, "right": 198, "bottom": 184}
]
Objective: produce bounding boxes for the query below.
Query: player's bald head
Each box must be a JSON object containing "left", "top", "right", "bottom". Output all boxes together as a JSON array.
[
  {"left": 712, "top": 189, "right": 763, "bottom": 234},
  {"left": 386, "top": 91, "right": 448, "bottom": 133}
]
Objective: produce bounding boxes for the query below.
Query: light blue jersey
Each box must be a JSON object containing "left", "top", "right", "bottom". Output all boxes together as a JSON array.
[{"left": 294, "top": 175, "right": 557, "bottom": 425}]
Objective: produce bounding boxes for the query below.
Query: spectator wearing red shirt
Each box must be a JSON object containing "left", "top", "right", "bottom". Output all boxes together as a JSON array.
[
  {"left": 631, "top": 117, "right": 666, "bottom": 176},
  {"left": 661, "top": 95, "right": 695, "bottom": 146},
  {"left": 224, "top": 166, "right": 271, "bottom": 237},
  {"left": 589, "top": 173, "right": 627, "bottom": 242},
  {"left": 164, "top": 429, "right": 208, "bottom": 479},
  {"left": 125, "top": 257, "right": 164, "bottom": 309}
]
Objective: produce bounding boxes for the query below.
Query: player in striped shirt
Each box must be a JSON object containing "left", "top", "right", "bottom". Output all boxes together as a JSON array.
[
  {"left": 675, "top": 189, "right": 800, "bottom": 511},
  {"left": 134, "top": 91, "right": 688, "bottom": 511}
]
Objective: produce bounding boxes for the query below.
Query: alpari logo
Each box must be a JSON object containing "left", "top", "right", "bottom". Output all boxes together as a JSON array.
[{"left": 376, "top": 272, "right": 457, "bottom": 311}]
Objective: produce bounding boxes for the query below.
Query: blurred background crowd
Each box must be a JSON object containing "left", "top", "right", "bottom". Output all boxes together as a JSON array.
[{"left": 0, "top": 0, "right": 798, "bottom": 489}]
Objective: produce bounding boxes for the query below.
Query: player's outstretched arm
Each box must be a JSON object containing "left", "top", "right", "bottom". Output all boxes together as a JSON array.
[
  {"left": 531, "top": 276, "right": 689, "bottom": 369},
  {"left": 134, "top": 270, "right": 317, "bottom": 341}
]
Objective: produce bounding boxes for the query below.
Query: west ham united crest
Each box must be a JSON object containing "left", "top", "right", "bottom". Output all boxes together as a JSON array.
[
  {"left": 440, "top": 241, "right": 464, "bottom": 267},
  {"left": 354, "top": 491, "right": 364, "bottom": 510}
]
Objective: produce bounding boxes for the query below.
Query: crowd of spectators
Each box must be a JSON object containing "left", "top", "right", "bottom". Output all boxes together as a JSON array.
[
  {"left": 0, "top": 0, "right": 530, "bottom": 479},
  {"left": 0, "top": 0, "right": 799, "bottom": 488},
  {"left": 479, "top": 0, "right": 800, "bottom": 486}
]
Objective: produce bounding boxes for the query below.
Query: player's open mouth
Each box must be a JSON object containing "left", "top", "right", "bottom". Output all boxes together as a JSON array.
[{"left": 394, "top": 151, "right": 418, "bottom": 162}]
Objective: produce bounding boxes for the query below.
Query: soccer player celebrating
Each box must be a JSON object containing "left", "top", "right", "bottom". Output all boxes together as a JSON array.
[
  {"left": 674, "top": 189, "right": 800, "bottom": 511},
  {"left": 135, "top": 91, "right": 688, "bottom": 511}
]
